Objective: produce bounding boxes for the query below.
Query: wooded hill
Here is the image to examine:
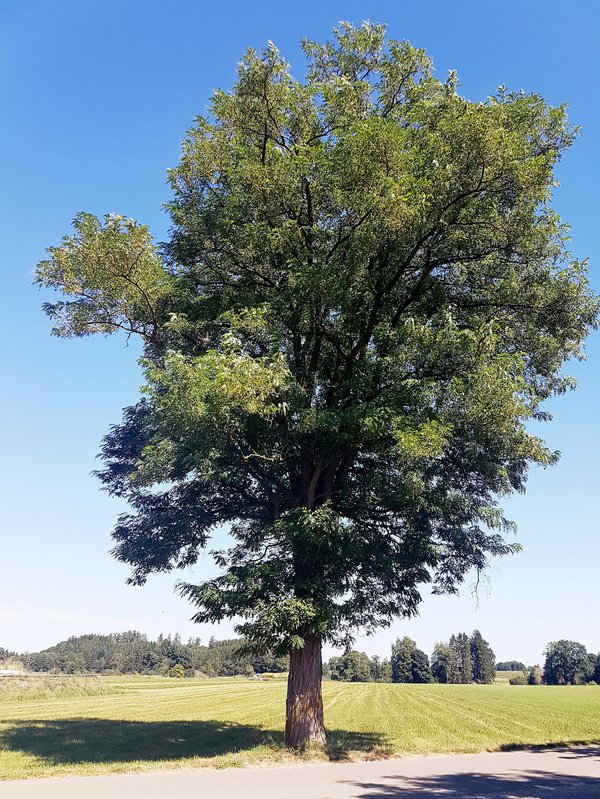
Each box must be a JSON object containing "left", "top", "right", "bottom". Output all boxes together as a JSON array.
[{"left": 18, "top": 632, "right": 287, "bottom": 676}]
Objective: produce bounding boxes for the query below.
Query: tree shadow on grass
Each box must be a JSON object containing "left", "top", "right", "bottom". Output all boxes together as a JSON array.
[
  {"left": 326, "top": 729, "right": 394, "bottom": 761},
  {"left": 1, "top": 718, "right": 391, "bottom": 765},
  {"left": 2, "top": 719, "right": 271, "bottom": 764}
]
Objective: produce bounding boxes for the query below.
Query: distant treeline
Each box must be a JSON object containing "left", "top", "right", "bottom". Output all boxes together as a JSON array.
[
  {"left": 16, "top": 632, "right": 287, "bottom": 677},
  {"left": 496, "top": 661, "right": 526, "bottom": 671},
  {"left": 326, "top": 635, "right": 600, "bottom": 686},
  {"left": 326, "top": 630, "right": 497, "bottom": 684},
  {"left": 5, "top": 633, "right": 598, "bottom": 685},
  {"left": 510, "top": 640, "right": 600, "bottom": 686},
  {"left": 327, "top": 651, "right": 392, "bottom": 683}
]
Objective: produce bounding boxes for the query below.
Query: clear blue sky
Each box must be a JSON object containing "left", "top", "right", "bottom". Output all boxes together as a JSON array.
[{"left": 1, "top": 0, "right": 598, "bottom": 666}]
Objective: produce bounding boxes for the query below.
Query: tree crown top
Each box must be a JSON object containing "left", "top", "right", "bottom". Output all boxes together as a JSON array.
[{"left": 36, "top": 23, "right": 597, "bottom": 651}]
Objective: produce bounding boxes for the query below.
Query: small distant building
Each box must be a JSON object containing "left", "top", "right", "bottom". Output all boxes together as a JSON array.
[{"left": 0, "top": 669, "right": 27, "bottom": 676}]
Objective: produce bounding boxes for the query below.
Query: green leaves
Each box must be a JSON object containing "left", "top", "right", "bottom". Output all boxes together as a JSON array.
[
  {"left": 144, "top": 345, "right": 289, "bottom": 431},
  {"left": 36, "top": 213, "right": 171, "bottom": 340},
  {"left": 38, "top": 23, "right": 598, "bottom": 653}
]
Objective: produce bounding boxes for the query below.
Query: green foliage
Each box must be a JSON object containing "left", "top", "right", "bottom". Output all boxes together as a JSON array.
[
  {"left": 27, "top": 652, "right": 55, "bottom": 673},
  {"left": 450, "top": 633, "right": 473, "bottom": 683},
  {"left": 327, "top": 651, "right": 393, "bottom": 682},
  {"left": 36, "top": 22, "right": 598, "bottom": 655},
  {"left": 528, "top": 665, "right": 543, "bottom": 685},
  {"left": 543, "top": 640, "right": 590, "bottom": 685},
  {"left": 391, "top": 637, "right": 416, "bottom": 683},
  {"left": 328, "top": 650, "right": 373, "bottom": 682},
  {"left": 369, "top": 655, "right": 393, "bottom": 683},
  {"left": 35, "top": 213, "right": 170, "bottom": 339},
  {"left": 593, "top": 654, "right": 600, "bottom": 685},
  {"left": 389, "top": 637, "right": 432, "bottom": 683},
  {"left": 411, "top": 648, "right": 433, "bottom": 683},
  {"left": 431, "top": 629, "right": 494, "bottom": 683},
  {"left": 431, "top": 642, "right": 456, "bottom": 684},
  {"left": 168, "top": 663, "right": 186, "bottom": 678},
  {"left": 22, "top": 633, "right": 287, "bottom": 677},
  {"left": 580, "top": 653, "right": 597, "bottom": 684},
  {"left": 470, "top": 629, "right": 496, "bottom": 684},
  {"left": 509, "top": 673, "right": 528, "bottom": 685},
  {"left": 497, "top": 660, "right": 526, "bottom": 671}
]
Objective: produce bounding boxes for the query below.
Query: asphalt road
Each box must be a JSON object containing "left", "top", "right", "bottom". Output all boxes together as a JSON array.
[{"left": 2, "top": 746, "right": 599, "bottom": 798}]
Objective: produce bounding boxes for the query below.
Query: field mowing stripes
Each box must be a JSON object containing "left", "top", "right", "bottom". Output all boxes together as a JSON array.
[{"left": 1, "top": 677, "right": 599, "bottom": 780}]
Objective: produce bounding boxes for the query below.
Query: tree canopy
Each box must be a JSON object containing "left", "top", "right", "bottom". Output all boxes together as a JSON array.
[
  {"left": 36, "top": 22, "right": 597, "bottom": 746},
  {"left": 470, "top": 629, "right": 496, "bottom": 684},
  {"left": 543, "top": 640, "right": 590, "bottom": 685},
  {"left": 430, "top": 630, "right": 495, "bottom": 684},
  {"left": 391, "top": 637, "right": 416, "bottom": 683},
  {"left": 496, "top": 660, "right": 526, "bottom": 672},
  {"left": 328, "top": 649, "right": 373, "bottom": 682}
]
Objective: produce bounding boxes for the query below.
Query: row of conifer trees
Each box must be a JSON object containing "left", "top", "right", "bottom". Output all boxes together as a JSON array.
[{"left": 326, "top": 630, "right": 496, "bottom": 684}]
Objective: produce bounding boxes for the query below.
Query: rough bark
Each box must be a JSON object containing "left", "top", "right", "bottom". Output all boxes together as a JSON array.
[{"left": 284, "top": 635, "right": 326, "bottom": 749}]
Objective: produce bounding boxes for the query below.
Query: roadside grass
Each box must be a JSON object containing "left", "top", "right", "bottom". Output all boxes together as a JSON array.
[{"left": 1, "top": 676, "right": 599, "bottom": 780}]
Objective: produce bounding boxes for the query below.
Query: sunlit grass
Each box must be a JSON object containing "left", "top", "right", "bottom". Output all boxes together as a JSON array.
[
  {"left": 494, "top": 670, "right": 526, "bottom": 683},
  {"left": 0, "top": 676, "right": 115, "bottom": 702},
  {"left": 1, "top": 676, "right": 598, "bottom": 780}
]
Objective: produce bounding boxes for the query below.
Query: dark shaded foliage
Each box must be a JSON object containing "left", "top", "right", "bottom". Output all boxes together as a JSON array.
[{"left": 497, "top": 660, "right": 526, "bottom": 671}]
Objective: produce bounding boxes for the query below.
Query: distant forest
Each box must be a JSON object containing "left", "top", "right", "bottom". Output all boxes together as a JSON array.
[
  {"left": 2, "top": 628, "right": 494, "bottom": 683},
  {"left": 3, "top": 631, "right": 597, "bottom": 685},
  {"left": 10, "top": 632, "right": 287, "bottom": 677}
]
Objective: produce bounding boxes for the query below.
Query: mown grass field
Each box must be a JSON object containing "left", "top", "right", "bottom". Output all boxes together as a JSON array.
[{"left": 1, "top": 675, "right": 598, "bottom": 779}]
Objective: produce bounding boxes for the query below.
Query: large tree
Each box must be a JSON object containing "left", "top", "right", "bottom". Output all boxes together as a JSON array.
[
  {"left": 543, "top": 640, "right": 589, "bottom": 685},
  {"left": 450, "top": 633, "right": 473, "bottom": 684},
  {"left": 391, "top": 636, "right": 417, "bottom": 683},
  {"left": 328, "top": 650, "right": 372, "bottom": 682},
  {"left": 470, "top": 629, "right": 496, "bottom": 684},
  {"left": 411, "top": 647, "right": 433, "bottom": 684},
  {"left": 36, "top": 23, "right": 597, "bottom": 748},
  {"left": 431, "top": 642, "right": 456, "bottom": 684}
]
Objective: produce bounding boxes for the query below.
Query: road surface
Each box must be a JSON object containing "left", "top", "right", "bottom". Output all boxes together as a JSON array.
[{"left": 2, "top": 746, "right": 599, "bottom": 798}]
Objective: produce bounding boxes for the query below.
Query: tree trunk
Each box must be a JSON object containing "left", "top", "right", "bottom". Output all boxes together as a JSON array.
[{"left": 284, "top": 635, "right": 326, "bottom": 749}]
